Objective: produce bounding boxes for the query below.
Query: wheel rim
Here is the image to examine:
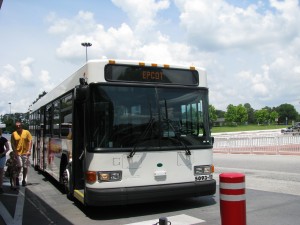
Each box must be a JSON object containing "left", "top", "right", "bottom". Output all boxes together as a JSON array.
[{"left": 63, "top": 169, "right": 70, "bottom": 192}]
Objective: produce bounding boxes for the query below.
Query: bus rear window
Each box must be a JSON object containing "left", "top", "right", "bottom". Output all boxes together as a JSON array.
[{"left": 105, "top": 64, "right": 199, "bottom": 86}]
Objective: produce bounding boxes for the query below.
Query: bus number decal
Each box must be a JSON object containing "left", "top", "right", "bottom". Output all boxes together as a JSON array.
[{"left": 195, "top": 175, "right": 211, "bottom": 182}]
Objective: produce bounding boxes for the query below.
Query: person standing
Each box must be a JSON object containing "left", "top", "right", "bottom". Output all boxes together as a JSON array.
[
  {"left": 0, "top": 128, "right": 10, "bottom": 194},
  {"left": 6, "top": 151, "right": 19, "bottom": 190},
  {"left": 11, "top": 121, "right": 32, "bottom": 187}
]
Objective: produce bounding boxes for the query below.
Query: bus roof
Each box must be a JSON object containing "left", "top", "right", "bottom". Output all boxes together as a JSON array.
[{"left": 30, "top": 59, "right": 207, "bottom": 112}]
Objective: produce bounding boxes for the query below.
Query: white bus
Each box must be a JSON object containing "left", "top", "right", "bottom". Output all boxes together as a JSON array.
[{"left": 29, "top": 59, "right": 216, "bottom": 206}]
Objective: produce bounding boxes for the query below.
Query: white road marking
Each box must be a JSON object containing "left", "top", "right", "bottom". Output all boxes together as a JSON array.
[
  {"left": 124, "top": 214, "right": 205, "bottom": 225},
  {"left": 0, "top": 200, "right": 13, "bottom": 225},
  {"left": 0, "top": 182, "right": 25, "bottom": 225},
  {"left": 14, "top": 187, "right": 26, "bottom": 225}
]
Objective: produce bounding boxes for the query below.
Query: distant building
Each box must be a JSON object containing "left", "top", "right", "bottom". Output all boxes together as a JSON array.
[{"left": 213, "top": 118, "right": 225, "bottom": 127}]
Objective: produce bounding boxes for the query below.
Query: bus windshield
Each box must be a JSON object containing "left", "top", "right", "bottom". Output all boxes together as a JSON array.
[{"left": 89, "top": 84, "right": 212, "bottom": 151}]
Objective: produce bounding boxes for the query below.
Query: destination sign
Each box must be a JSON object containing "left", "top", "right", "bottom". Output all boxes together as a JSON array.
[{"left": 105, "top": 64, "right": 199, "bottom": 85}]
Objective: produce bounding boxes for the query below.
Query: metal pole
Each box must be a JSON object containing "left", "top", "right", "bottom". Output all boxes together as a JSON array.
[
  {"left": 85, "top": 46, "right": 88, "bottom": 62},
  {"left": 81, "top": 42, "right": 92, "bottom": 62},
  {"left": 154, "top": 217, "right": 171, "bottom": 225}
]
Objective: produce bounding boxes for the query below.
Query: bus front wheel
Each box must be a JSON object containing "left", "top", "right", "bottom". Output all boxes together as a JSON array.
[{"left": 62, "top": 164, "right": 74, "bottom": 200}]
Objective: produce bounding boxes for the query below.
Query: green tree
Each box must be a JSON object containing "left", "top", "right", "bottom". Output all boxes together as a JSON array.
[
  {"left": 1, "top": 116, "right": 14, "bottom": 133},
  {"left": 244, "top": 103, "right": 255, "bottom": 124},
  {"left": 262, "top": 106, "right": 272, "bottom": 112},
  {"left": 209, "top": 105, "right": 217, "bottom": 122},
  {"left": 270, "top": 111, "right": 279, "bottom": 124},
  {"left": 225, "top": 104, "right": 248, "bottom": 125},
  {"left": 276, "top": 103, "right": 298, "bottom": 124},
  {"left": 32, "top": 91, "right": 47, "bottom": 104},
  {"left": 225, "top": 104, "right": 236, "bottom": 125},
  {"left": 254, "top": 109, "right": 269, "bottom": 125},
  {"left": 236, "top": 104, "right": 248, "bottom": 124},
  {"left": 216, "top": 109, "right": 225, "bottom": 118}
]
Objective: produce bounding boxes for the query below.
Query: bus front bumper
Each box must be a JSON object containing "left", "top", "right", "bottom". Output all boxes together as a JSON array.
[{"left": 84, "top": 179, "right": 216, "bottom": 206}]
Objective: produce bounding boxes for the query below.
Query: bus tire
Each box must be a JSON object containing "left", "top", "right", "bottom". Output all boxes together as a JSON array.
[{"left": 63, "top": 164, "right": 74, "bottom": 201}]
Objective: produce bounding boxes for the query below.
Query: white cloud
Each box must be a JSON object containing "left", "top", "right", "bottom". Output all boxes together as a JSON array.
[
  {"left": 0, "top": 64, "right": 16, "bottom": 92},
  {"left": 112, "top": 0, "right": 170, "bottom": 34},
  {"left": 47, "top": 11, "right": 96, "bottom": 35},
  {"left": 39, "top": 70, "right": 50, "bottom": 83},
  {"left": 0, "top": 64, "right": 17, "bottom": 114},
  {"left": 3, "top": 1, "right": 300, "bottom": 115},
  {"left": 20, "top": 57, "right": 35, "bottom": 80},
  {"left": 3, "top": 64, "right": 16, "bottom": 74},
  {"left": 55, "top": 22, "right": 141, "bottom": 61},
  {"left": 240, "top": 66, "right": 271, "bottom": 99},
  {"left": 137, "top": 35, "right": 196, "bottom": 64},
  {"left": 0, "top": 61, "right": 55, "bottom": 114},
  {"left": 252, "top": 83, "right": 268, "bottom": 96},
  {"left": 100, "top": 23, "right": 140, "bottom": 58},
  {"left": 38, "top": 70, "right": 55, "bottom": 92},
  {"left": 268, "top": 53, "right": 300, "bottom": 104},
  {"left": 175, "top": 0, "right": 300, "bottom": 50},
  {"left": 168, "top": 0, "right": 300, "bottom": 112},
  {"left": 51, "top": 8, "right": 206, "bottom": 66},
  {"left": 56, "top": 35, "right": 87, "bottom": 59}
]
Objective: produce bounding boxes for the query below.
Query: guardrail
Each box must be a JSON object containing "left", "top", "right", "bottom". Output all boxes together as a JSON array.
[{"left": 213, "top": 132, "right": 300, "bottom": 155}]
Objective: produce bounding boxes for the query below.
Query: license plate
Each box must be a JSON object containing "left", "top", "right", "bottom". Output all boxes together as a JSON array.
[{"left": 195, "top": 175, "right": 211, "bottom": 182}]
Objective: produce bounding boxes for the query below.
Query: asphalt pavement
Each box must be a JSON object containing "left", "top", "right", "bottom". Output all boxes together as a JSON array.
[{"left": 2, "top": 158, "right": 300, "bottom": 225}]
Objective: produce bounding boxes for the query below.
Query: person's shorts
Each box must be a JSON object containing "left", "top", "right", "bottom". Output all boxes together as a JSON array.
[
  {"left": 17, "top": 155, "right": 30, "bottom": 168},
  {"left": 0, "top": 155, "right": 6, "bottom": 169}
]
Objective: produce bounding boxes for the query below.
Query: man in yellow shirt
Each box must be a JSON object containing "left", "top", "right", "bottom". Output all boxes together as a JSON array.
[{"left": 11, "top": 121, "right": 32, "bottom": 186}]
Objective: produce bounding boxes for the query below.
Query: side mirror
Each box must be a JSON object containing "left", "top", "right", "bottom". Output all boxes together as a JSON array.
[{"left": 74, "top": 85, "right": 89, "bottom": 102}]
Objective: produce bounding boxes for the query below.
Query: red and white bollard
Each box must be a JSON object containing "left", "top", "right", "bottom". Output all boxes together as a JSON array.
[{"left": 219, "top": 173, "right": 246, "bottom": 225}]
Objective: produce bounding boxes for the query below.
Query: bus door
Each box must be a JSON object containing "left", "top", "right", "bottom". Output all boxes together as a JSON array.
[
  {"left": 32, "top": 109, "right": 43, "bottom": 171},
  {"left": 72, "top": 98, "right": 85, "bottom": 190}
]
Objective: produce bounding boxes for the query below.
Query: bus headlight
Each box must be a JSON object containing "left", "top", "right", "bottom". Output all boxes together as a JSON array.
[
  {"left": 194, "top": 165, "right": 213, "bottom": 175},
  {"left": 98, "top": 171, "right": 122, "bottom": 182}
]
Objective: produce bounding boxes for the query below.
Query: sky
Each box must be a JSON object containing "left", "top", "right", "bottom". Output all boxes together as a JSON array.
[{"left": 1, "top": 0, "right": 300, "bottom": 116}]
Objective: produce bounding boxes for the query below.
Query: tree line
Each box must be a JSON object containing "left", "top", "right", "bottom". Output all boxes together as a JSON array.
[
  {"left": 209, "top": 103, "right": 299, "bottom": 126},
  {"left": 0, "top": 91, "right": 48, "bottom": 133}
]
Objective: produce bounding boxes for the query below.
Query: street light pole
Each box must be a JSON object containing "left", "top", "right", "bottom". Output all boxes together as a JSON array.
[
  {"left": 81, "top": 42, "right": 92, "bottom": 62},
  {"left": 8, "top": 102, "right": 11, "bottom": 115}
]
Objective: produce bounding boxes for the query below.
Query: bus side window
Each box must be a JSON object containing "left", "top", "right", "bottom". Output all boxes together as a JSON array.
[
  {"left": 61, "top": 93, "right": 73, "bottom": 138},
  {"left": 93, "top": 102, "right": 111, "bottom": 147},
  {"left": 45, "top": 103, "right": 53, "bottom": 136},
  {"left": 53, "top": 100, "right": 60, "bottom": 137},
  {"left": 61, "top": 123, "right": 72, "bottom": 138}
]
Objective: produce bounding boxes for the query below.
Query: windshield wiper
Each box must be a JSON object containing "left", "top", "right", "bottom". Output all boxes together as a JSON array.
[
  {"left": 163, "top": 99, "right": 191, "bottom": 155},
  {"left": 176, "top": 135, "right": 191, "bottom": 155},
  {"left": 127, "top": 144, "right": 138, "bottom": 158},
  {"left": 163, "top": 119, "right": 191, "bottom": 155},
  {"left": 128, "top": 100, "right": 156, "bottom": 158},
  {"left": 127, "top": 117, "right": 155, "bottom": 158}
]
